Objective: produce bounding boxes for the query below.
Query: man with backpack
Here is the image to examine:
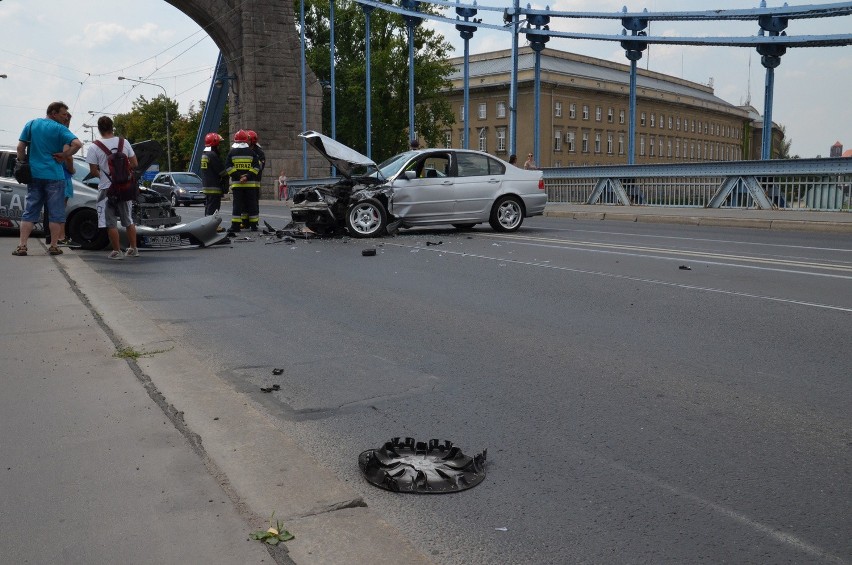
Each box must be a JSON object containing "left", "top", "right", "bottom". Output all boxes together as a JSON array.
[{"left": 86, "top": 116, "right": 140, "bottom": 259}]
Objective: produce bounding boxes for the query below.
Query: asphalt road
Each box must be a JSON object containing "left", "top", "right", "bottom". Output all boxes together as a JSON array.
[{"left": 78, "top": 206, "right": 852, "bottom": 564}]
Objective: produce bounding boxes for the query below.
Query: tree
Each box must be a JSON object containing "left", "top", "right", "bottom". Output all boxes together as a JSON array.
[
  {"left": 298, "top": 0, "right": 456, "bottom": 162},
  {"left": 113, "top": 96, "right": 229, "bottom": 172},
  {"left": 775, "top": 124, "right": 798, "bottom": 159}
]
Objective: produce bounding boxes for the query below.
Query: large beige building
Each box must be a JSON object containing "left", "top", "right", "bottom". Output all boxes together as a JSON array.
[{"left": 444, "top": 47, "right": 780, "bottom": 167}]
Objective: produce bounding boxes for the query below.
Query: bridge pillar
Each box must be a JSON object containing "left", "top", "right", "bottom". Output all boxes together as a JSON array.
[{"left": 165, "top": 0, "right": 325, "bottom": 195}]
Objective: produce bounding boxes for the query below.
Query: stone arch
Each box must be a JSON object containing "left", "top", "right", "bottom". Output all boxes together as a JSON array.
[{"left": 164, "top": 0, "right": 325, "bottom": 193}]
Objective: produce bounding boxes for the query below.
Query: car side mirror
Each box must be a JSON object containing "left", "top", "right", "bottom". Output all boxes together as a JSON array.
[{"left": 403, "top": 170, "right": 416, "bottom": 181}]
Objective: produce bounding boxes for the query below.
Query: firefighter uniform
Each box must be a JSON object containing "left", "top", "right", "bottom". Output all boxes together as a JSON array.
[
  {"left": 224, "top": 141, "right": 261, "bottom": 231},
  {"left": 200, "top": 145, "right": 228, "bottom": 216}
]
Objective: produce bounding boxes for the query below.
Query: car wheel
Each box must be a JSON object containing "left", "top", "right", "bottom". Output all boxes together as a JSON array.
[
  {"left": 346, "top": 199, "right": 387, "bottom": 238},
  {"left": 170, "top": 193, "right": 178, "bottom": 208},
  {"left": 489, "top": 196, "right": 524, "bottom": 232},
  {"left": 68, "top": 208, "right": 108, "bottom": 250},
  {"left": 452, "top": 223, "right": 477, "bottom": 230}
]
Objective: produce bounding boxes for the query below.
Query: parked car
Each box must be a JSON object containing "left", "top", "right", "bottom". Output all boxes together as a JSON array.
[
  {"left": 1, "top": 141, "right": 226, "bottom": 250},
  {"left": 149, "top": 172, "right": 205, "bottom": 207},
  {"left": 290, "top": 131, "right": 547, "bottom": 237}
]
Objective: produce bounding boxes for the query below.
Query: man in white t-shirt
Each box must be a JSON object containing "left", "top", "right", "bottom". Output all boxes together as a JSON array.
[{"left": 86, "top": 116, "right": 139, "bottom": 259}]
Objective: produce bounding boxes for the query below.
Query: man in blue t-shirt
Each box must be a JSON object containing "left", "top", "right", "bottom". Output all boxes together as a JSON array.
[{"left": 13, "top": 101, "right": 82, "bottom": 256}]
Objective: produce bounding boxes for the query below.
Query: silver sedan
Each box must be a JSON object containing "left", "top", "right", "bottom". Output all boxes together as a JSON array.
[{"left": 291, "top": 131, "right": 547, "bottom": 238}]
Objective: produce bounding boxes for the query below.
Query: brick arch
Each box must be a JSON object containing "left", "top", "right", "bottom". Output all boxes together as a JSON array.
[{"left": 164, "top": 0, "right": 324, "bottom": 190}]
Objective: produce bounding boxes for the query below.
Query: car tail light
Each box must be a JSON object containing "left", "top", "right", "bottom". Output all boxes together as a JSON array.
[{"left": 538, "top": 178, "right": 545, "bottom": 190}]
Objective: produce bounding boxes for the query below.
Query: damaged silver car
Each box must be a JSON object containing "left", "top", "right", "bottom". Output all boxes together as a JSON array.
[{"left": 291, "top": 131, "right": 547, "bottom": 238}]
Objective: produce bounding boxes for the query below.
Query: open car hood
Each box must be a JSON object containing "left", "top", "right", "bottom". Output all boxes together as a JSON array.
[
  {"left": 299, "top": 130, "right": 375, "bottom": 179},
  {"left": 131, "top": 139, "right": 162, "bottom": 176}
]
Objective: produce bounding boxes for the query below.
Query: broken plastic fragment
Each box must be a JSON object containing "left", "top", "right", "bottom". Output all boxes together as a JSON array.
[
  {"left": 272, "top": 368, "right": 284, "bottom": 375},
  {"left": 679, "top": 265, "right": 692, "bottom": 270},
  {"left": 362, "top": 248, "right": 377, "bottom": 256}
]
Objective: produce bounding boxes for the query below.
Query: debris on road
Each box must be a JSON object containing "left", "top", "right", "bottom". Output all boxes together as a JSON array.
[
  {"left": 362, "top": 248, "right": 377, "bottom": 256},
  {"left": 359, "top": 437, "right": 487, "bottom": 493},
  {"left": 272, "top": 368, "right": 284, "bottom": 375},
  {"left": 679, "top": 265, "right": 692, "bottom": 270},
  {"left": 260, "top": 384, "right": 281, "bottom": 393}
]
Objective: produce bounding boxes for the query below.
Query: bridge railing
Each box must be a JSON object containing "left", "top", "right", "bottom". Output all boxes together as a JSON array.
[{"left": 543, "top": 159, "right": 852, "bottom": 211}]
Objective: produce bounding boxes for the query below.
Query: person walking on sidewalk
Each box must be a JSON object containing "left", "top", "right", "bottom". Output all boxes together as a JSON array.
[
  {"left": 224, "top": 129, "right": 261, "bottom": 233},
  {"left": 13, "top": 101, "right": 83, "bottom": 256},
  {"left": 200, "top": 132, "right": 228, "bottom": 217},
  {"left": 277, "top": 168, "right": 288, "bottom": 201},
  {"left": 86, "top": 116, "right": 139, "bottom": 259}
]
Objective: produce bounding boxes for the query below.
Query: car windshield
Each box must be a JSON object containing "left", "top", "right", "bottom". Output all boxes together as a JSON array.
[
  {"left": 376, "top": 151, "right": 418, "bottom": 178},
  {"left": 172, "top": 174, "right": 202, "bottom": 186}
]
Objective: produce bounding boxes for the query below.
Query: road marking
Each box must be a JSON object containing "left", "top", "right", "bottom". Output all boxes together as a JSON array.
[
  {"left": 533, "top": 225, "right": 852, "bottom": 254},
  {"left": 385, "top": 243, "right": 852, "bottom": 313},
  {"left": 484, "top": 233, "right": 852, "bottom": 274}
]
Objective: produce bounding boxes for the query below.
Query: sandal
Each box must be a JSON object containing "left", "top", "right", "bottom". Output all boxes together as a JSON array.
[
  {"left": 12, "top": 245, "right": 27, "bottom": 256},
  {"left": 48, "top": 245, "right": 63, "bottom": 255}
]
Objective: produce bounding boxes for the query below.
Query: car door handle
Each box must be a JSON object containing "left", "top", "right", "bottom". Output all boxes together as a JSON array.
[
  {"left": 1, "top": 185, "right": 13, "bottom": 192},
  {"left": 488, "top": 179, "right": 500, "bottom": 183},
  {"left": 441, "top": 181, "right": 453, "bottom": 185}
]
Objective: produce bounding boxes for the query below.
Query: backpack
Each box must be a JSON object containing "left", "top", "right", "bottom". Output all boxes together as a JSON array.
[{"left": 94, "top": 138, "right": 138, "bottom": 201}]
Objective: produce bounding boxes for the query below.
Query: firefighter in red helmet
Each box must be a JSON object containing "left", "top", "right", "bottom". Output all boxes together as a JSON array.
[
  {"left": 223, "top": 129, "right": 262, "bottom": 233},
  {"left": 200, "top": 132, "right": 228, "bottom": 218}
]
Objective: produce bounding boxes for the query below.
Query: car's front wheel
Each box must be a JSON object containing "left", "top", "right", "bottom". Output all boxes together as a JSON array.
[
  {"left": 346, "top": 199, "right": 387, "bottom": 238},
  {"left": 67, "top": 208, "right": 108, "bottom": 250},
  {"left": 489, "top": 196, "right": 524, "bottom": 232}
]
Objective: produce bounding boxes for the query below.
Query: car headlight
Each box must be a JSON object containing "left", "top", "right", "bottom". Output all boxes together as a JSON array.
[{"left": 176, "top": 188, "right": 187, "bottom": 194}]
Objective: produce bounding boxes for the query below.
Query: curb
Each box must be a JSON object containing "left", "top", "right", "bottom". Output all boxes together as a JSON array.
[{"left": 56, "top": 251, "right": 434, "bottom": 565}]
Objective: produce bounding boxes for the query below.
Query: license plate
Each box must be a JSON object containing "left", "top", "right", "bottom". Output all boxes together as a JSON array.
[{"left": 143, "top": 234, "right": 182, "bottom": 245}]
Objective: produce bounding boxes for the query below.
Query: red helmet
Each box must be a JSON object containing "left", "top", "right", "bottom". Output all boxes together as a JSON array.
[
  {"left": 247, "top": 130, "right": 258, "bottom": 143},
  {"left": 233, "top": 129, "right": 250, "bottom": 143},
  {"left": 204, "top": 132, "right": 223, "bottom": 147}
]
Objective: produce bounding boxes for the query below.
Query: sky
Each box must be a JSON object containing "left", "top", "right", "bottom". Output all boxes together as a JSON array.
[{"left": 1, "top": 0, "right": 850, "bottom": 158}]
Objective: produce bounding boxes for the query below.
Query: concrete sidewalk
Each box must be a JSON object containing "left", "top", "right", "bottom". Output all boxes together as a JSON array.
[{"left": 0, "top": 237, "right": 434, "bottom": 565}]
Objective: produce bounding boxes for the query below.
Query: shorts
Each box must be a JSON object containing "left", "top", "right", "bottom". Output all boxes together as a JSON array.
[
  {"left": 22, "top": 178, "right": 66, "bottom": 223},
  {"left": 97, "top": 193, "right": 134, "bottom": 229}
]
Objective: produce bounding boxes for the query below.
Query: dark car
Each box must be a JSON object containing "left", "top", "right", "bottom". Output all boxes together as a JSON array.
[{"left": 150, "top": 172, "right": 205, "bottom": 207}]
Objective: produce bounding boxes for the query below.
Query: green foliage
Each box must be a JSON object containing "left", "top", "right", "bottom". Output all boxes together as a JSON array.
[
  {"left": 249, "top": 513, "right": 294, "bottom": 546},
  {"left": 299, "top": 0, "right": 456, "bottom": 162},
  {"left": 113, "top": 96, "right": 229, "bottom": 172}
]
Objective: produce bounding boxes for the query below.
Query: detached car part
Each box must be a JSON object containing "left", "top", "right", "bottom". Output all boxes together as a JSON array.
[{"left": 359, "top": 437, "right": 487, "bottom": 494}]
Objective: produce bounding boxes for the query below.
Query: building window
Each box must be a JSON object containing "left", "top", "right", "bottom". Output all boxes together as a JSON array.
[
  {"left": 582, "top": 132, "right": 589, "bottom": 153},
  {"left": 618, "top": 133, "right": 624, "bottom": 155},
  {"left": 668, "top": 116, "right": 673, "bottom": 130},
  {"left": 569, "top": 103, "right": 576, "bottom": 119},
  {"left": 567, "top": 131, "right": 575, "bottom": 152},
  {"left": 650, "top": 114, "right": 655, "bottom": 128},
  {"left": 594, "top": 132, "right": 601, "bottom": 153},
  {"left": 607, "top": 108, "right": 614, "bottom": 123},
  {"left": 478, "top": 128, "right": 487, "bottom": 152},
  {"left": 659, "top": 138, "right": 663, "bottom": 157},
  {"left": 640, "top": 136, "right": 646, "bottom": 156},
  {"left": 691, "top": 120, "right": 695, "bottom": 133},
  {"left": 554, "top": 129, "right": 562, "bottom": 151},
  {"left": 649, "top": 136, "right": 655, "bottom": 157},
  {"left": 555, "top": 101, "right": 562, "bottom": 117},
  {"left": 607, "top": 133, "right": 613, "bottom": 155},
  {"left": 497, "top": 128, "right": 506, "bottom": 152},
  {"left": 478, "top": 103, "right": 487, "bottom": 120},
  {"left": 641, "top": 112, "right": 646, "bottom": 127},
  {"left": 704, "top": 123, "right": 708, "bottom": 135},
  {"left": 595, "top": 106, "right": 602, "bottom": 121},
  {"left": 667, "top": 139, "right": 672, "bottom": 158},
  {"left": 497, "top": 101, "right": 506, "bottom": 119},
  {"left": 619, "top": 109, "right": 625, "bottom": 124},
  {"left": 444, "top": 131, "right": 452, "bottom": 148},
  {"left": 582, "top": 105, "right": 589, "bottom": 120},
  {"left": 676, "top": 117, "right": 681, "bottom": 131},
  {"left": 675, "top": 139, "right": 680, "bottom": 158},
  {"left": 658, "top": 114, "right": 664, "bottom": 129}
]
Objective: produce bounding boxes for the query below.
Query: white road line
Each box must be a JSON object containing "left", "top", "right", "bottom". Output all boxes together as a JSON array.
[{"left": 385, "top": 243, "right": 852, "bottom": 313}]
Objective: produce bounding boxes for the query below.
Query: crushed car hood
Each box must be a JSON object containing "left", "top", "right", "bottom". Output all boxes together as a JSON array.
[
  {"left": 131, "top": 139, "right": 162, "bottom": 176},
  {"left": 299, "top": 130, "right": 375, "bottom": 179}
]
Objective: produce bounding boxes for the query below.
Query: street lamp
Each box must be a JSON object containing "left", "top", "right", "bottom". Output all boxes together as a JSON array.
[
  {"left": 88, "top": 110, "right": 119, "bottom": 116},
  {"left": 81, "top": 123, "right": 96, "bottom": 143},
  {"left": 117, "top": 76, "right": 172, "bottom": 173}
]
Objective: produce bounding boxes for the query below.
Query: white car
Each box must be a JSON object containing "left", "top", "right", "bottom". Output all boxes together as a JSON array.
[{"left": 291, "top": 131, "right": 546, "bottom": 237}]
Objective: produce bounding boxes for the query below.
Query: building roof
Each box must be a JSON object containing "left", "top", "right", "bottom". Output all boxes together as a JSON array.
[
  {"left": 448, "top": 47, "right": 743, "bottom": 112},
  {"left": 832, "top": 140, "right": 843, "bottom": 147},
  {"left": 842, "top": 149, "right": 852, "bottom": 158}
]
